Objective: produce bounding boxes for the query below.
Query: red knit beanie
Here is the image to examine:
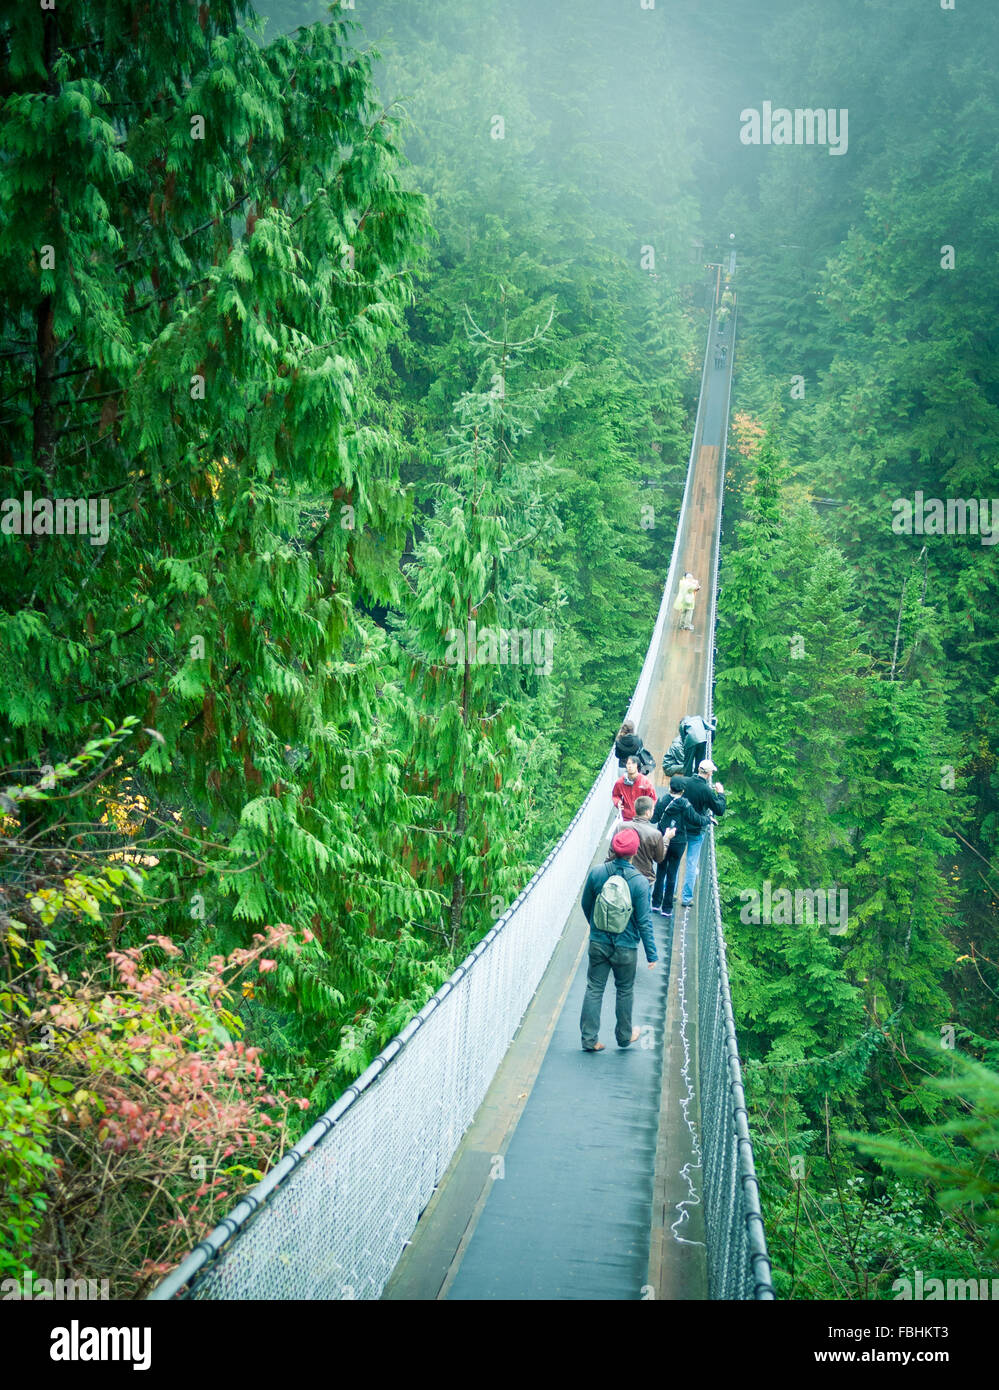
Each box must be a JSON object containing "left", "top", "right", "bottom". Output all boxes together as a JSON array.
[{"left": 611, "top": 828, "right": 640, "bottom": 857}]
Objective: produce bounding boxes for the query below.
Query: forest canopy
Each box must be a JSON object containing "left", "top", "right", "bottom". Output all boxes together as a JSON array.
[{"left": 1, "top": 0, "right": 996, "bottom": 1302}]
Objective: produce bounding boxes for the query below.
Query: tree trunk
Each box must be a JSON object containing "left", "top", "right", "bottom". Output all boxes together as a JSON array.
[
  {"left": 32, "top": 7, "right": 60, "bottom": 475},
  {"left": 33, "top": 297, "right": 56, "bottom": 473}
]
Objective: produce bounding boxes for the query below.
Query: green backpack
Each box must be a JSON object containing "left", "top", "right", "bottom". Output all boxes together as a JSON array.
[{"left": 593, "top": 866, "right": 637, "bottom": 935}]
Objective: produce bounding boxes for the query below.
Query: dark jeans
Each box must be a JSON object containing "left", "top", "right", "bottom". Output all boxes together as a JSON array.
[
  {"left": 652, "top": 838, "right": 685, "bottom": 911},
  {"left": 682, "top": 741, "right": 707, "bottom": 777},
  {"left": 580, "top": 938, "right": 638, "bottom": 1049}
]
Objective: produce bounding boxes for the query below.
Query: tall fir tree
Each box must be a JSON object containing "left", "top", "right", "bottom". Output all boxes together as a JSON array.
[
  {"left": 842, "top": 583, "right": 960, "bottom": 1041},
  {"left": 716, "top": 430, "right": 866, "bottom": 1088},
  {"left": 393, "top": 304, "right": 568, "bottom": 946},
  {"left": 0, "top": 2, "right": 437, "bottom": 1099}
]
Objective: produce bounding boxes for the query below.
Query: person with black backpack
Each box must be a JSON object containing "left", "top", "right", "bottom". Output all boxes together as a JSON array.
[
  {"left": 579, "top": 827, "right": 658, "bottom": 1052},
  {"left": 614, "top": 720, "right": 643, "bottom": 769},
  {"left": 651, "top": 777, "right": 711, "bottom": 918},
  {"left": 635, "top": 745, "right": 657, "bottom": 777}
]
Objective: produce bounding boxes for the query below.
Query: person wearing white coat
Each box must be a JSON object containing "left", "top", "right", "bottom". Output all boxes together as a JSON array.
[{"left": 674, "top": 572, "right": 700, "bottom": 631}]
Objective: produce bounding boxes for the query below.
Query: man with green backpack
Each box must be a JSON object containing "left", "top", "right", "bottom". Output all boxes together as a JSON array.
[{"left": 579, "top": 827, "right": 658, "bottom": 1052}]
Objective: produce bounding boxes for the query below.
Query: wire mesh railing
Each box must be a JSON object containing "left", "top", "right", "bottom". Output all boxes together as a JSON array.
[
  {"left": 696, "top": 834, "right": 773, "bottom": 1297},
  {"left": 150, "top": 748, "right": 618, "bottom": 1300},
  {"left": 151, "top": 292, "right": 772, "bottom": 1302}
]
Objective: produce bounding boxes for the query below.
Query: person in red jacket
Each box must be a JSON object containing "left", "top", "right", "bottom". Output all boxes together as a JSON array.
[{"left": 612, "top": 756, "right": 657, "bottom": 822}]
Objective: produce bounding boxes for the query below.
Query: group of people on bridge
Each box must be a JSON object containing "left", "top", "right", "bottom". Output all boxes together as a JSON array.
[
  {"left": 714, "top": 286, "right": 734, "bottom": 368},
  {"left": 578, "top": 714, "right": 727, "bottom": 1052}
]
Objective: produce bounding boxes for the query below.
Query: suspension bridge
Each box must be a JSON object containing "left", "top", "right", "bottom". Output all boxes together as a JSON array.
[{"left": 151, "top": 290, "right": 774, "bottom": 1303}]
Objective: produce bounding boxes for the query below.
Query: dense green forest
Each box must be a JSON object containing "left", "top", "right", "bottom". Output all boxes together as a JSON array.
[
  {"left": 1, "top": 0, "right": 996, "bottom": 1302},
  {"left": 703, "top": 0, "right": 999, "bottom": 1297}
]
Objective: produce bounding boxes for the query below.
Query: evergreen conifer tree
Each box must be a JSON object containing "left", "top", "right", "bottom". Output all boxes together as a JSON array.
[
  {"left": 0, "top": 2, "right": 437, "bottom": 1095},
  {"left": 842, "top": 588, "right": 959, "bottom": 1038},
  {"left": 393, "top": 304, "right": 568, "bottom": 946}
]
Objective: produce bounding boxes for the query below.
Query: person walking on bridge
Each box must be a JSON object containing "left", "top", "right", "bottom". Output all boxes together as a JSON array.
[
  {"left": 581, "top": 827, "right": 657, "bottom": 1052},
  {"left": 611, "top": 755, "right": 656, "bottom": 825},
  {"left": 673, "top": 760, "right": 726, "bottom": 908},
  {"left": 651, "top": 777, "right": 710, "bottom": 918},
  {"left": 606, "top": 796, "right": 666, "bottom": 887},
  {"left": 674, "top": 572, "right": 701, "bottom": 631},
  {"left": 678, "top": 713, "right": 716, "bottom": 777},
  {"left": 614, "top": 720, "right": 643, "bottom": 768}
]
